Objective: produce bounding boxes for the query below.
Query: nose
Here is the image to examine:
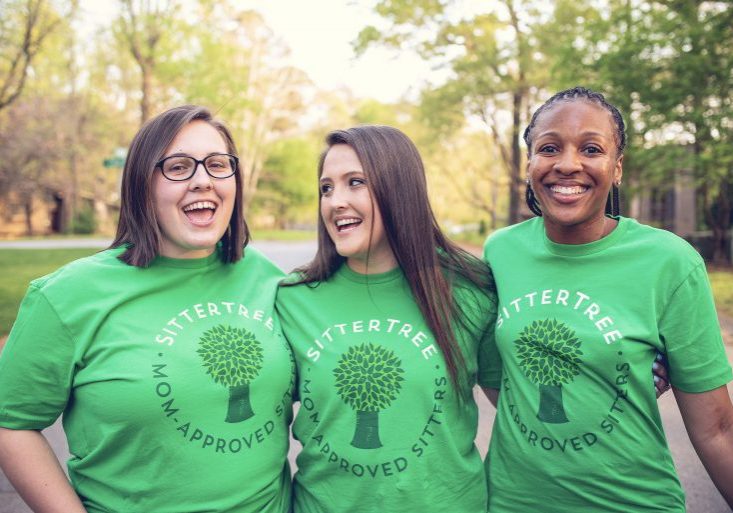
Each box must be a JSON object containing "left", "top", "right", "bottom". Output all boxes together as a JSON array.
[
  {"left": 328, "top": 185, "right": 348, "bottom": 210},
  {"left": 189, "top": 161, "right": 213, "bottom": 190},
  {"left": 554, "top": 149, "right": 582, "bottom": 174}
]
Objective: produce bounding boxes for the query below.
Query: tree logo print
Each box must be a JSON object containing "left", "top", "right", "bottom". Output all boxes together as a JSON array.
[
  {"left": 333, "top": 342, "right": 405, "bottom": 449},
  {"left": 514, "top": 319, "right": 583, "bottom": 424},
  {"left": 197, "top": 324, "right": 264, "bottom": 423}
]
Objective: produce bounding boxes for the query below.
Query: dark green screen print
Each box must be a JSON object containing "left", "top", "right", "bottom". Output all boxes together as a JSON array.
[
  {"left": 333, "top": 342, "right": 405, "bottom": 449},
  {"left": 514, "top": 319, "right": 583, "bottom": 424},
  {"left": 198, "top": 324, "right": 264, "bottom": 423}
]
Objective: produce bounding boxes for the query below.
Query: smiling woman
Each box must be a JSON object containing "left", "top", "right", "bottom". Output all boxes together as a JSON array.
[
  {"left": 0, "top": 105, "right": 294, "bottom": 513},
  {"left": 482, "top": 86, "right": 733, "bottom": 512}
]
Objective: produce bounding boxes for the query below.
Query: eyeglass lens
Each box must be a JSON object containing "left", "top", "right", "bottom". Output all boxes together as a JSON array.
[{"left": 161, "top": 155, "right": 234, "bottom": 180}]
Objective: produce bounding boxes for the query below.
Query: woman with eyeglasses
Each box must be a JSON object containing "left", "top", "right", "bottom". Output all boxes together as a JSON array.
[{"left": 0, "top": 105, "right": 294, "bottom": 513}]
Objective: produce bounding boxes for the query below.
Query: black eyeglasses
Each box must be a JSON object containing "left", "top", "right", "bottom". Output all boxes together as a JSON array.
[{"left": 155, "top": 153, "right": 238, "bottom": 181}]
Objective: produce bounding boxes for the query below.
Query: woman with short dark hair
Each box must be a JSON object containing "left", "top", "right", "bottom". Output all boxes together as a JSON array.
[{"left": 0, "top": 105, "right": 294, "bottom": 513}]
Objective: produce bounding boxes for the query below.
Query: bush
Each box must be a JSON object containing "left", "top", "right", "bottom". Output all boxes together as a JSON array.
[{"left": 69, "top": 207, "right": 97, "bottom": 234}]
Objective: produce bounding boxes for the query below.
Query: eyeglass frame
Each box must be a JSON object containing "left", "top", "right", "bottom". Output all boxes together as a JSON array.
[{"left": 154, "top": 153, "right": 239, "bottom": 181}]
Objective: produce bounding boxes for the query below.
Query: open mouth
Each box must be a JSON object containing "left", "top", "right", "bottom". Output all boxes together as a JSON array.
[
  {"left": 335, "top": 217, "right": 362, "bottom": 232},
  {"left": 549, "top": 184, "right": 589, "bottom": 196},
  {"left": 183, "top": 201, "right": 217, "bottom": 224}
]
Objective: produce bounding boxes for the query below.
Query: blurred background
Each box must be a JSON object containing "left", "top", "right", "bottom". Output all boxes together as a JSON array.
[{"left": 1, "top": 1, "right": 732, "bottom": 511}]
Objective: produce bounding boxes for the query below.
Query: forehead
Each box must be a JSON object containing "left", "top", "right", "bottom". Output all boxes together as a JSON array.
[
  {"left": 321, "top": 144, "right": 363, "bottom": 179},
  {"left": 166, "top": 120, "right": 227, "bottom": 155},
  {"left": 534, "top": 100, "right": 616, "bottom": 139}
]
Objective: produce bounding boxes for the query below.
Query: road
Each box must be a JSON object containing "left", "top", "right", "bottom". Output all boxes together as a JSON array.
[{"left": 1, "top": 239, "right": 731, "bottom": 512}]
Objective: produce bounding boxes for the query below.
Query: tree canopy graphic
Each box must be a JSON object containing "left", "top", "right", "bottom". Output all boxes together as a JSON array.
[
  {"left": 198, "top": 324, "right": 263, "bottom": 423},
  {"left": 333, "top": 342, "right": 405, "bottom": 449},
  {"left": 515, "top": 319, "right": 583, "bottom": 423}
]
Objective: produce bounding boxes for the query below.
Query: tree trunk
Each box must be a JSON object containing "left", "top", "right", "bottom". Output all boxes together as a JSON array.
[
  {"left": 226, "top": 383, "right": 254, "bottom": 423},
  {"left": 537, "top": 384, "right": 569, "bottom": 424},
  {"left": 508, "top": 91, "right": 523, "bottom": 225},
  {"left": 23, "top": 196, "right": 33, "bottom": 236},
  {"left": 711, "top": 179, "right": 731, "bottom": 265},
  {"left": 351, "top": 410, "right": 382, "bottom": 449}
]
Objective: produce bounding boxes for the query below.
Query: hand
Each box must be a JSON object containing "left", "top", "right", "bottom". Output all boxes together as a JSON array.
[{"left": 653, "top": 352, "right": 671, "bottom": 398}]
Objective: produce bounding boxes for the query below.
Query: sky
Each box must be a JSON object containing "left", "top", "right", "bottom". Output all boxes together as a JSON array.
[{"left": 80, "top": 0, "right": 435, "bottom": 103}]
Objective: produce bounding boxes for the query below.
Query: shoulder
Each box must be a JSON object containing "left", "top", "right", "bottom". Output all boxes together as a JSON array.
[
  {"left": 239, "top": 246, "right": 285, "bottom": 279},
  {"left": 483, "top": 217, "right": 540, "bottom": 256},
  {"left": 30, "top": 248, "right": 127, "bottom": 293},
  {"left": 621, "top": 217, "right": 703, "bottom": 266}
]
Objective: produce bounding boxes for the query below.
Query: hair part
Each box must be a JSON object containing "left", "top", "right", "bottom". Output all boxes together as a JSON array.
[
  {"left": 110, "top": 105, "right": 248, "bottom": 266},
  {"left": 285, "top": 125, "right": 496, "bottom": 391},
  {"left": 524, "top": 86, "right": 625, "bottom": 217}
]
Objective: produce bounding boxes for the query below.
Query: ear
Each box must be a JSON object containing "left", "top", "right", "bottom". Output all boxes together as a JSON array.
[{"left": 613, "top": 154, "right": 624, "bottom": 185}]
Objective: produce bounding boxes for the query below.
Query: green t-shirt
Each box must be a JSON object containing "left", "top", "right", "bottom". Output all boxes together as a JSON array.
[
  {"left": 480, "top": 216, "right": 732, "bottom": 513},
  {"left": 276, "top": 264, "right": 497, "bottom": 513},
  {"left": 0, "top": 247, "right": 295, "bottom": 513}
]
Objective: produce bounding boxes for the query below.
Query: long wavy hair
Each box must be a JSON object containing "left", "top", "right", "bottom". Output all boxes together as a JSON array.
[
  {"left": 110, "top": 105, "right": 248, "bottom": 266},
  {"left": 286, "top": 125, "right": 496, "bottom": 389}
]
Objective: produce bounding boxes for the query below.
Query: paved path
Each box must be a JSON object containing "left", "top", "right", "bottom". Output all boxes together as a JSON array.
[{"left": 1, "top": 241, "right": 732, "bottom": 512}]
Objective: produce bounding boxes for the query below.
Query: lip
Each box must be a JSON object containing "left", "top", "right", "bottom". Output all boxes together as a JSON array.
[
  {"left": 181, "top": 199, "right": 219, "bottom": 227},
  {"left": 543, "top": 182, "right": 590, "bottom": 204},
  {"left": 333, "top": 215, "right": 363, "bottom": 234}
]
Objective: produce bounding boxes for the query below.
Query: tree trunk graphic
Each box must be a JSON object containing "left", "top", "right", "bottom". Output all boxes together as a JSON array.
[
  {"left": 515, "top": 319, "right": 583, "bottom": 425},
  {"left": 198, "top": 325, "right": 264, "bottom": 424},
  {"left": 351, "top": 410, "right": 382, "bottom": 448},
  {"left": 537, "top": 383, "right": 569, "bottom": 424},
  {"left": 226, "top": 383, "right": 254, "bottom": 423},
  {"left": 333, "top": 343, "right": 405, "bottom": 450}
]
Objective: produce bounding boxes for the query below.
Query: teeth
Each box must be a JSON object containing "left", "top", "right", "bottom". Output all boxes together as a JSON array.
[
  {"left": 551, "top": 185, "right": 587, "bottom": 195},
  {"left": 336, "top": 218, "right": 360, "bottom": 227},
  {"left": 183, "top": 201, "right": 216, "bottom": 212}
]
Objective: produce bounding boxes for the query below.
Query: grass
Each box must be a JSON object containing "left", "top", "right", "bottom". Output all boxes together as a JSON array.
[
  {"left": 251, "top": 229, "right": 315, "bottom": 241},
  {"left": 709, "top": 268, "right": 733, "bottom": 318},
  {"left": 0, "top": 248, "right": 98, "bottom": 336}
]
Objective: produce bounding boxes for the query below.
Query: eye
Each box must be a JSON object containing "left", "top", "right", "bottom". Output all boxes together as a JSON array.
[
  {"left": 319, "top": 183, "right": 333, "bottom": 195},
  {"left": 349, "top": 177, "right": 366, "bottom": 187},
  {"left": 537, "top": 144, "right": 558, "bottom": 154},
  {"left": 583, "top": 145, "right": 602, "bottom": 155}
]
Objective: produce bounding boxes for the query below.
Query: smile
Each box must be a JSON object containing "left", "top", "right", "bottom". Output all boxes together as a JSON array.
[
  {"left": 182, "top": 201, "right": 217, "bottom": 225},
  {"left": 335, "top": 217, "right": 362, "bottom": 232},
  {"left": 549, "top": 185, "right": 588, "bottom": 195}
]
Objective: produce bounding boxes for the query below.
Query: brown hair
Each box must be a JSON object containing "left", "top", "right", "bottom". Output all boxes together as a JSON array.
[
  {"left": 110, "top": 105, "right": 248, "bottom": 266},
  {"left": 287, "top": 125, "right": 495, "bottom": 389}
]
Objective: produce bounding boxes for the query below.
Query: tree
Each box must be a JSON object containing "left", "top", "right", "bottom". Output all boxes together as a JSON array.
[
  {"left": 197, "top": 324, "right": 264, "bottom": 423},
  {"left": 0, "top": 0, "right": 74, "bottom": 112},
  {"left": 514, "top": 319, "right": 583, "bottom": 424},
  {"left": 116, "top": 0, "right": 177, "bottom": 123},
  {"left": 357, "top": 0, "right": 552, "bottom": 224},
  {"left": 333, "top": 343, "right": 405, "bottom": 449}
]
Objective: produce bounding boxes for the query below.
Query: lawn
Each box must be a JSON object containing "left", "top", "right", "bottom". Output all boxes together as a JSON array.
[{"left": 0, "top": 248, "right": 98, "bottom": 336}]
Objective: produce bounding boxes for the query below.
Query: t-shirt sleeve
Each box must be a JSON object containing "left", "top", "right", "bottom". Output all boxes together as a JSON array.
[
  {"left": 659, "top": 262, "right": 733, "bottom": 393},
  {"left": 0, "top": 285, "right": 75, "bottom": 429}
]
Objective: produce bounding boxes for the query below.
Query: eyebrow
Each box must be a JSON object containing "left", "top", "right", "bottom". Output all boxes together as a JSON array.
[
  {"left": 319, "top": 170, "right": 364, "bottom": 182},
  {"left": 536, "top": 130, "right": 608, "bottom": 139}
]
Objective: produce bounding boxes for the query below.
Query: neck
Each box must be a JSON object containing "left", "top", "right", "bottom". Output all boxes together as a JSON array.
[
  {"left": 346, "top": 254, "right": 399, "bottom": 275},
  {"left": 545, "top": 216, "right": 618, "bottom": 245}
]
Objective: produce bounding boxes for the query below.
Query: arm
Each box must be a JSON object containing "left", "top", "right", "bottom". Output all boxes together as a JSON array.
[
  {"left": 0, "top": 428, "right": 86, "bottom": 513},
  {"left": 674, "top": 384, "right": 733, "bottom": 507},
  {"left": 481, "top": 387, "right": 499, "bottom": 408}
]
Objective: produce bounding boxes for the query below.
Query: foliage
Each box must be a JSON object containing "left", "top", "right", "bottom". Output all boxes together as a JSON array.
[
  {"left": 0, "top": 248, "right": 95, "bottom": 336},
  {"left": 198, "top": 324, "right": 263, "bottom": 387},
  {"left": 357, "top": 0, "right": 555, "bottom": 224},
  {"left": 0, "top": 0, "right": 75, "bottom": 111},
  {"left": 514, "top": 319, "right": 583, "bottom": 386},
  {"left": 69, "top": 206, "right": 96, "bottom": 234},
  {"left": 333, "top": 342, "right": 405, "bottom": 412}
]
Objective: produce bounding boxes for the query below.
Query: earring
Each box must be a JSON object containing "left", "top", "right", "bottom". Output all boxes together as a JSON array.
[{"left": 614, "top": 179, "right": 622, "bottom": 187}]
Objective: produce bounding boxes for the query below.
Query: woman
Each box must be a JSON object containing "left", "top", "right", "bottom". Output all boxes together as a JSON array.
[
  {"left": 0, "top": 105, "right": 294, "bottom": 512},
  {"left": 276, "top": 125, "right": 498, "bottom": 513},
  {"left": 481, "top": 86, "right": 733, "bottom": 511}
]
